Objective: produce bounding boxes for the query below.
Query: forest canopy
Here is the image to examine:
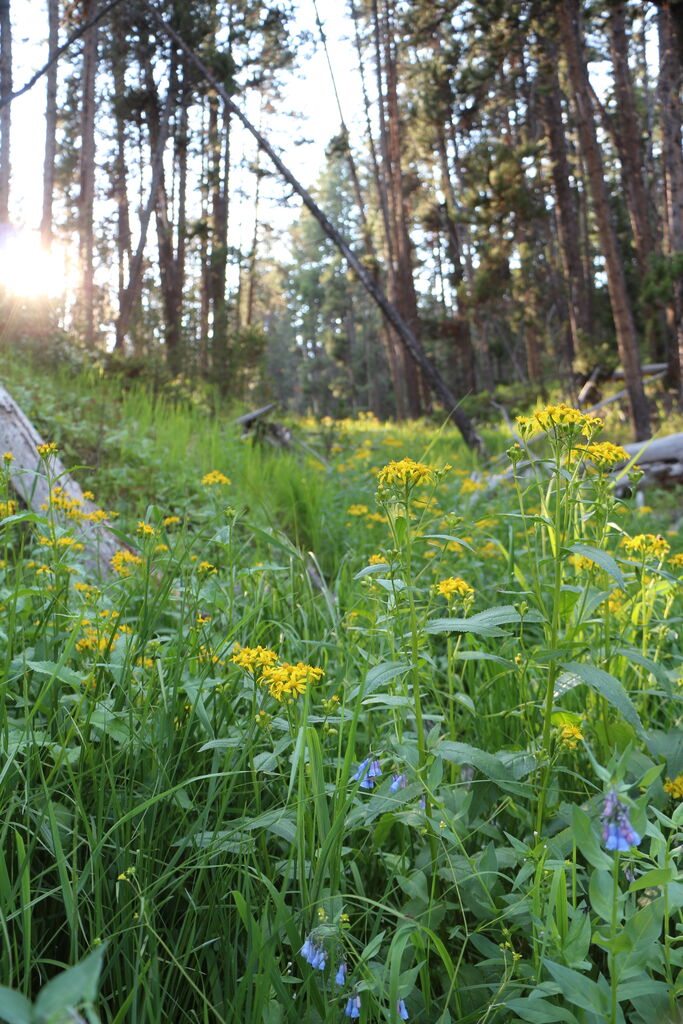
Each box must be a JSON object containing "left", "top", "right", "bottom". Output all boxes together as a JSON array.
[{"left": 0, "top": 0, "right": 682, "bottom": 444}]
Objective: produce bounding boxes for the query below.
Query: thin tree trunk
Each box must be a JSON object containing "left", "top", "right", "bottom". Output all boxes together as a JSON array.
[
  {"left": 656, "top": 0, "right": 683, "bottom": 399},
  {"left": 557, "top": 0, "right": 650, "bottom": 440},
  {"left": 41, "top": 0, "right": 59, "bottom": 245},
  {"left": 78, "top": 0, "right": 98, "bottom": 348},
  {"left": 146, "top": 1, "right": 485, "bottom": 452},
  {"left": 539, "top": 33, "right": 591, "bottom": 366},
  {"left": 0, "top": 0, "right": 10, "bottom": 225}
]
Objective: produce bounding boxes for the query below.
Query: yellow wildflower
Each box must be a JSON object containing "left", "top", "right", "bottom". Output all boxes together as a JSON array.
[
  {"left": 347, "top": 504, "right": 369, "bottom": 515},
  {"left": 202, "top": 470, "right": 231, "bottom": 486},
  {"left": 36, "top": 442, "right": 58, "bottom": 458},
  {"left": 558, "top": 724, "right": 584, "bottom": 750},
  {"left": 434, "top": 577, "right": 474, "bottom": 600},
  {"left": 198, "top": 561, "right": 217, "bottom": 574},
  {"left": 663, "top": 774, "right": 683, "bottom": 800},
  {"left": 261, "top": 661, "right": 324, "bottom": 702},
  {"left": 111, "top": 550, "right": 143, "bottom": 577},
  {"left": 576, "top": 441, "right": 629, "bottom": 468},
  {"left": 137, "top": 521, "right": 156, "bottom": 537},
  {"left": 377, "top": 457, "right": 434, "bottom": 489},
  {"left": 230, "top": 643, "right": 278, "bottom": 672},
  {"left": 2, "top": 451, "right": 14, "bottom": 463},
  {"left": 368, "top": 553, "right": 386, "bottom": 565},
  {"left": 669, "top": 553, "right": 683, "bottom": 570},
  {"left": 163, "top": 515, "right": 181, "bottom": 527},
  {"left": 516, "top": 404, "right": 602, "bottom": 440},
  {"left": 622, "top": 534, "right": 670, "bottom": 561},
  {"left": 0, "top": 500, "right": 17, "bottom": 517}
]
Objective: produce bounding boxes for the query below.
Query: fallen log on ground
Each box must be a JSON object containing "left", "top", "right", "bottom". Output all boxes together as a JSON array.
[{"left": 0, "top": 385, "right": 122, "bottom": 576}]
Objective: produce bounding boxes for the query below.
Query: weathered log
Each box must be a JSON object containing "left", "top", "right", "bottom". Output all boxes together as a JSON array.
[
  {"left": 0, "top": 385, "right": 122, "bottom": 576},
  {"left": 619, "top": 431, "right": 683, "bottom": 489}
]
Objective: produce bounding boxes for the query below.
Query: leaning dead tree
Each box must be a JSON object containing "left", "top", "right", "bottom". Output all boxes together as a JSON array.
[
  {"left": 0, "top": 386, "right": 121, "bottom": 576},
  {"left": 142, "top": 2, "right": 485, "bottom": 455}
]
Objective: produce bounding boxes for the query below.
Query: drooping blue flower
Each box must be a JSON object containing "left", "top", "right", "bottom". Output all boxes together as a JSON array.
[
  {"left": 390, "top": 772, "right": 407, "bottom": 792},
  {"left": 345, "top": 994, "right": 361, "bottom": 1019},
  {"left": 397, "top": 998, "right": 409, "bottom": 1020},
  {"left": 300, "top": 934, "right": 326, "bottom": 969},
  {"left": 353, "top": 757, "right": 381, "bottom": 789},
  {"left": 335, "top": 962, "right": 347, "bottom": 986},
  {"left": 600, "top": 788, "right": 642, "bottom": 852}
]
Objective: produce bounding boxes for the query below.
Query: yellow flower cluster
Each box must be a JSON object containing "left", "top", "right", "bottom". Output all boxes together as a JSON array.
[
  {"left": 198, "top": 561, "right": 217, "bottom": 574},
  {"left": 368, "top": 553, "right": 386, "bottom": 565},
  {"left": 516, "top": 404, "right": 603, "bottom": 439},
  {"left": 261, "top": 661, "right": 324, "bottom": 701},
  {"left": 201, "top": 470, "right": 231, "bottom": 486},
  {"left": 111, "top": 549, "right": 144, "bottom": 576},
  {"left": 669, "top": 553, "right": 683, "bottom": 570},
  {"left": 663, "top": 774, "right": 683, "bottom": 800},
  {"left": 36, "top": 442, "right": 58, "bottom": 458},
  {"left": 558, "top": 724, "right": 584, "bottom": 750},
  {"left": 137, "top": 521, "right": 156, "bottom": 537},
  {"left": 622, "top": 534, "right": 671, "bottom": 561},
  {"left": 0, "top": 500, "right": 17, "bottom": 518},
  {"left": 377, "top": 458, "right": 434, "bottom": 488},
  {"left": 347, "top": 504, "right": 369, "bottom": 516},
  {"left": 2, "top": 451, "right": 14, "bottom": 463},
  {"left": 434, "top": 577, "right": 474, "bottom": 600},
  {"left": 163, "top": 515, "right": 181, "bottom": 527},
  {"left": 231, "top": 643, "right": 278, "bottom": 672},
  {"left": 230, "top": 643, "right": 323, "bottom": 702},
  {"left": 577, "top": 442, "right": 629, "bottom": 468},
  {"left": 42, "top": 486, "right": 110, "bottom": 524},
  {"left": 568, "top": 553, "right": 597, "bottom": 572}
]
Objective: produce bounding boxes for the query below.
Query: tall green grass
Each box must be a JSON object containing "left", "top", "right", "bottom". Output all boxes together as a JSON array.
[{"left": 0, "top": 373, "right": 682, "bottom": 1023}]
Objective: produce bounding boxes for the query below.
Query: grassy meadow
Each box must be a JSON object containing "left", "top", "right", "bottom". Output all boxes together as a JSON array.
[{"left": 1, "top": 366, "right": 683, "bottom": 1024}]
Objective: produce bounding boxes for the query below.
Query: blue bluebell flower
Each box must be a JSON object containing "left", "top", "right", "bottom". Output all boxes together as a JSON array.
[
  {"left": 600, "top": 788, "right": 641, "bottom": 852},
  {"left": 398, "top": 998, "right": 409, "bottom": 1020},
  {"left": 300, "top": 934, "right": 326, "bottom": 969},
  {"left": 390, "top": 772, "right": 406, "bottom": 792},
  {"left": 335, "top": 962, "right": 347, "bottom": 986},
  {"left": 345, "top": 994, "right": 361, "bottom": 1019},
  {"left": 353, "top": 757, "right": 381, "bottom": 789}
]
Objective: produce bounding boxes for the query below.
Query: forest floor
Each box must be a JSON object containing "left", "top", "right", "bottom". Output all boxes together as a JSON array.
[{"left": 1, "top": 362, "right": 683, "bottom": 1024}]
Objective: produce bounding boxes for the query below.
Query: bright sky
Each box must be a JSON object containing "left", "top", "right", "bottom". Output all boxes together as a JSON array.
[{"left": 8, "top": 0, "right": 364, "bottom": 233}]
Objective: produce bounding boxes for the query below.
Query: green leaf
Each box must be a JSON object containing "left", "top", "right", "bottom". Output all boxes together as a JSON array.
[
  {"left": 570, "top": 806, "right": 612, "bottom": 870},
  {"left": 437, "top": 741, "right": 531, "bottom": 797},
  {"left": 503, "top": 997, "right": 579, "bottom": 1023},
  {"left": 0, "top": 987, "right": 32, "bottom": 1024},
  {"left": 589, "top": 870, "right": 614, "bottom": 923},
  {"left": 568, "top": 544, "right": 625, "bottom": 588},
  {"left": 26, "top": 661, "right": 83, "bottom": 689},
  {"left": 628, "top": 867, "right": 675, "bottom": 892},
  {"left": 558, "top": 662, "right": 645, "bottom": 740},
  {"left": 34, "top": 944, "right": 107, "bottom": 1020},
  {"left": 542, "top": 959, "right": 607, "bottom": 1014}
]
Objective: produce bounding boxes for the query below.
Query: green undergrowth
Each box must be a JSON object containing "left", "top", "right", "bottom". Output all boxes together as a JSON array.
[{"left": 0, "top": 372, "right": 683, "bottom": 1024}]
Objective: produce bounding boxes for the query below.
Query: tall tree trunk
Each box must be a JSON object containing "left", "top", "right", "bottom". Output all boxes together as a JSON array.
[
  {"left": 78, "top": 0, "right": 98, "bottom": 348},
  {"left": 609, "top": 2, "right": 656, "bottom": 270},
  {"left": 41, "top": 0, "right": 59, "bottom": 246},
  {"left": 539, "top": 29, "right": 591, "bottom": 367},
  {"left": 557, "top": 0, "right": 650, "bottom": 440},
  {"left": 0, "top": 0, "right": 12, "bottom": 225},
  {"left": 111, "top": 6, "right": 132, "bottom": 350},
  {"left": 656, "top": 0, "right": 683, "bottom": 400}
]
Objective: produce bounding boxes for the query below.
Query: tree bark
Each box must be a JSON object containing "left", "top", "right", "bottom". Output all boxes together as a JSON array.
[
  {"left": 78, "top": 0, "right": 98, "bottom": 348},
  {"left": 539, "top": 31, "right": 591, "bottom": 366},
  {"left": 0, "top": 0, "right": 11, "bottom": 225},
  {"left": 557, "top": 0, "right": 650, "bottom": 440},
  {"left": 656, "top": 0, "right": 683, "bottom": 400},
  {"left": 41, "top": 0, "right": 59, "bottom": 246}
]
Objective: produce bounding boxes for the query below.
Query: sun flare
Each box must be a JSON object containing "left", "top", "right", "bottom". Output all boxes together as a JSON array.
[{"left": 0, "top": 229, "right": 72, "bottom": 300}]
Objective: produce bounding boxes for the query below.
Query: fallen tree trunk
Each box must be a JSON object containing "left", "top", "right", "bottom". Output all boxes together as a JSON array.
[
  {"left": 0, "top": 385, "right": 121, "bottom": 576},
  {"left": 620, "top": 431, "right": 683, "bottom": 489}
]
